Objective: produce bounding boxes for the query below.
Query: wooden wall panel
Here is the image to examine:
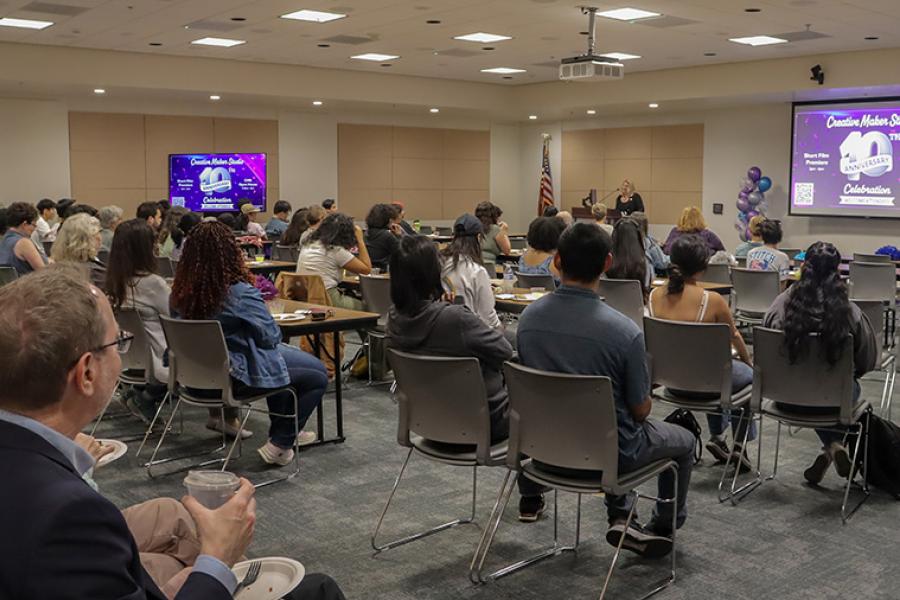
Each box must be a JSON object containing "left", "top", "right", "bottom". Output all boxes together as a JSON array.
[
  {"left": 393, "top": 127, "right": 443, "bottom": 159},
  {"left": 145, "top": 115, "right": 214, "bottom": 191},
  {"left": 442, "top": 159, "right": 488, "bottom": 191},
  {"left": 393, "top": 158, "right": 442, "bottom": 189},
  {"left": 443, "top": 129, "right": 490, "bottom": 160},
  {"left": 69, "top": 112, "right": 144, "bottom": 152}
]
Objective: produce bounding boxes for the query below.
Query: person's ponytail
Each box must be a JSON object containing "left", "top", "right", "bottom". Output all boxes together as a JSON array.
[{"left": 667, "top": 264, "right": 685, "bottom": 294}]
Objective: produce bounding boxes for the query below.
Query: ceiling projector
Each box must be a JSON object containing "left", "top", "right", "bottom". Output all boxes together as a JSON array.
[{"left": 559, "top": 7, "right": 625, "bottom": 82}]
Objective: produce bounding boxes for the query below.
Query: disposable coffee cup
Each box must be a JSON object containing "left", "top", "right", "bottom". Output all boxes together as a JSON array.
[{"left": 184, "top": 470, "right": 240, "bottom": 509}]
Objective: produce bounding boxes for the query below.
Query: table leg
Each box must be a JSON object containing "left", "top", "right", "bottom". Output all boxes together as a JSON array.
[
  {"left": 333, "top": 329, "right": 345, "bottom": 442},
  {"left": 313, "top": 334, "right": 325, "bottom": 442}
]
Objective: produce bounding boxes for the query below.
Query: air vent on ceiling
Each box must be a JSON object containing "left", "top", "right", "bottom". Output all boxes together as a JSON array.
[
  {"left": 22, "top": 1, "right": 88, "bottom": 15},
  {"left": 774, "top": 30, "right": 830, "bottom": 41},
  {"left": 185, "top": 19, "right": 243, "bottom": 32},
  {"left": 638, "top": 15, "right": 699, "bottom": 28},
  {"left": 532, "top": 60, "right": 561, "bottom": 68},
  {"left": 436, "top": 48, "right": 482, "bottom": 57},
  {"left": 321, "top": 34, "right": 374, "bottom": 45}
]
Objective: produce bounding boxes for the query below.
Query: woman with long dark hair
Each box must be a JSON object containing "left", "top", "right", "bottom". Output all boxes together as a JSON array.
[
  {"left": 762, "top": 241, "right": 878, "bottom": 484},
  {"left": 605, "top": 217, "right": 651, "bottom": 298},
  {"left": 281, "top": 207, "right": 310, "bottom": 247},
  {"left": 648, "top": 234, "right": 756, "bottom": 469},
  {"left": 475, "top": 201, "right": 512, "bottom": 266},
  {"left": 170, "top": 221, "right": 328, "bottom": 464},
  {"left": 170, "top": 211, "right": 202, "bottom": 262},
  {"left": 297, "top": 213, "right": 371, "bottom": 309},
  {"left": 157, "top": 206, "right": 189, "bottom": 258},
  {"left": 440, "top": 213, "right": 501, "bottom": 330}
]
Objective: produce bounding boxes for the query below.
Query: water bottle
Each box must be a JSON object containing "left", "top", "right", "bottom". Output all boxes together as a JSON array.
[{"left": 502, "top": 264, "right": 515, "bottom": 292}]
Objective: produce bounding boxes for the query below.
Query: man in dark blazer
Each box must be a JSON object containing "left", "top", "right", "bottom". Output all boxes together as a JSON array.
[{"left": 0, "top": 266, "right": 345, "bottom": 600}]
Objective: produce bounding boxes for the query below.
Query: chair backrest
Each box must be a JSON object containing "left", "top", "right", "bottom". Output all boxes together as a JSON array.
[
  {"left": 156, "top": 256, "right": 174, "bottom": 278},
  {"left": 359, "top": 275, "right": 392, "bottom": 321},
  {"left": 436, "top": 226, "right": 452, "bottom": 236},
  {"left": 734, "top": 256, "right": 747, "bottom": 268},
  {"left": 731, "top": 267, "right": 780, "bottom": 314},
  {"left": 387, "top": 349, "right": 493, "bottom": 461},
  {"left": 42, "top": 241, "right": 53, "bottom": 256},
  {"left": 781, "top": 248, "right": 803, "bottom": 261},
  {"left": 643, "top": 317, "right": 734, "bottom": 402},
  {"left": 504, "top": 362, "right": 619, "bottom": 485},
  {"left": 272, "top": 244, "right": 299, "bottom": 262},
  {"left": 853, "top": 253, "right": 892, "bottom": 264},
  {"left": 515, "top": 272, "right": 556, "bottom": 291},
  {"left": 0, "top": 266, "right": 18, "bottom": 287},
  {"left": 848, "top": 261, "right": 896, "bottom": 304},
  {"left": 852, "top": 299, "right": 885, "bottom": 348},
  {"left": 597, "top": 278, "right": 644, "bottom": 331},
  {"left": 159, "top": 316, "right": 233, "bottom": 401},
  {"left": 703, "top": 263, "right": 732, "bottom": 284},
  {"left": 510, "top": 237, "right": 527, "bottom": 250},
  {"left": 114, "top": 308, "right": 154, "bottom": 381},
  {"left": 419, "top": 225, "right": 433, "bottom": 234},
  {"left": 751, "top": 327, "right": 856, "bottom": 424}
]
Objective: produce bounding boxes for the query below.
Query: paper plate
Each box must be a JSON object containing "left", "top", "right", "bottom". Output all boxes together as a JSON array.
[
  {"left": 272, "top": 313, "right": 307, "bottom": 322},
  {"left": 95, "top": 439, "right": 127, "bottom": 467},
  {"left": 233, "top": 557, "right": 305, "bottom": 600},
  {"left": 495, "top": 293, "right": 515, "bottom": 299}
]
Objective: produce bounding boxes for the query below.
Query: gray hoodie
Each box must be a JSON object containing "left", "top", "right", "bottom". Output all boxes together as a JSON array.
[{"left": 386, "top": 301, "right": 514, "bottom": 438}]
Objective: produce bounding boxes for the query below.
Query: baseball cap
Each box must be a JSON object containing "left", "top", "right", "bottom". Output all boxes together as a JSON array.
[
  {"left": 240, "top": 204, "right": 261, "bottom": 215},
  {"left": 453, "top": 213, "right": 482, "bottom": 237}
]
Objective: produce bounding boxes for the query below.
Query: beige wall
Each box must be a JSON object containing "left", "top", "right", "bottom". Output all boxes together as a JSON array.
[
  {"left": 338, "top": 124, "right": 489, "bottom": 220},
  {"left": 560, "top": 124, "right": 704, "bottom": 225},
  {"left": 68, "top": 112, "right": 279, "bottom": 219}
]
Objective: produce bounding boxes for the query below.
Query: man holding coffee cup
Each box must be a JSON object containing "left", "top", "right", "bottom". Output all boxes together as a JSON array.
[{"left": 0, "top": 265, "right": 345, "bottom": 600}]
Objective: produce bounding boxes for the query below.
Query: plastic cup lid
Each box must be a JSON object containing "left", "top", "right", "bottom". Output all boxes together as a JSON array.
[{"left": 184, "top": 470, "right": 240, "bottom": 489}]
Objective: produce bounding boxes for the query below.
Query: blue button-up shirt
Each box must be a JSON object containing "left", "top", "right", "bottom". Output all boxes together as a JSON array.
[{"left": 0, "top": 409, "right": 238, "bottom": 594}]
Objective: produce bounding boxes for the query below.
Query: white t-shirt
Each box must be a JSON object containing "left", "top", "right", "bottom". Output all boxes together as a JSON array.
[
  {"left": 441, "top": 256, "right": 501, "bottom": 329},
  {"left": 297, "top": 241, "right": 355, "bottom": 289},
  {"left": 747, "top": 246, "right": 791, "bottom": 280}
]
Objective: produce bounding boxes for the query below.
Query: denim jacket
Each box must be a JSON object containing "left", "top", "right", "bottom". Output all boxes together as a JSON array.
[{"left": 212, "top": 282, "right": 289, "bottom": 389}]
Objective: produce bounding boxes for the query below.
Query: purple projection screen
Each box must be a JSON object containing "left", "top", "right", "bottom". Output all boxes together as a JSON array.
[
  {"left": 169, "top": 153, "right": 267, "bottom": 213},
  {"left": 791, "top": 100, "right": 900, "bottom": 218}
]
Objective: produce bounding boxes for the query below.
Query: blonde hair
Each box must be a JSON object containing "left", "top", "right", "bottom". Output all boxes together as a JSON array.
[
  {"left": 747, "top": 215, "right": 765, "bottom": 238},
  {"left": 52, "top": 213, "right": 100, "bottom": 262},
  {"left": 676, "top": 206, "right": 707, "bottom": 233},
  {"left": 591, "top": 203, "right": 608, "bottom": 220}
]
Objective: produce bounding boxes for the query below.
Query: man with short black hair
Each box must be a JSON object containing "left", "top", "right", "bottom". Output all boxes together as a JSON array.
[
  {"left": 514, "top": 223, "right": 694, "bottom": 558},
  {"left": 32, "top": 198, "right": 59, "bottom": 245},
  {"left": 322, "top": 198, "right": 337, "bottom": 214},
  {"left": 266, "top": 200, "right": 292, "bottom": 241},
  {"left": 137, "top": 201, "right": 163, "bottom": 231},
  {"left": 747, "top": 218, "right": 790, "bottom": 280}
]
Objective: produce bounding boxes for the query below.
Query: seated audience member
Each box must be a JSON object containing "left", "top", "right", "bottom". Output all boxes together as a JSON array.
[
  {"left": 648, "top": 235, "right": 756, "bottom": 469},
  {"left": 297, "top": 213, "right": 372, "bottom": 310},
  {"left": 476, "top": 201, "right": 512, "bottom": 266},
  {"left": 170, "top": 212, "right": 203, "bottom": 263},
  {"left": 0, "top": 265, "right": 346, "bottom": 600},
  {"left": 762, "top": 241, "right": 878, "bottom": 484},
  {"left": 591, "top": 203, "right": 614, "bottom": 235},
  {"left": 171, "top": 222, "right": 328, "bottom": 458},
  {"left": 158, "top": 199, "right": 172, "bottom": 220},
  {"left": 663, "top": 206, "right": 725, "bottom": 257},
  {"left": 51, "top": 213, "right": 106, "bottom": 289},
  {"left": 105, "top": 219, "right": 172, "bottom": 422},
  {"left": 240, "top": 204, "right": 266, "bottom": 239},
  {"left": 300, "top": 205, "right": 327, "bottom": 246},
  {"left": 0, "top": 202, "right": 47, "bottom": 275},
  {"left": 32, "top": 198, "right": 60, "bottom": 246},
  {"left": 157, "top": 206, "right": 189, "bottom": 259},
  {"left": 515, "top": 223, "right": 693, "bottom": 555},
  {"left": 556, "top": 210, "right": 574, "bottom": 227},
  {"left": 734, "top": 215, "right": 765, "bottom": 258},
  {"left": 441, "top": 213, "right": 502, "bottom": 331},
  {"left": 631, "top": 211, "right": 669, "bottom": 275},
  {"left": 387, "top": 235, "right": 514, "bottom": 440},
  {"left": 392, "top": 201, "right": 416, "bottom": 235},
  {"left": 541, "top": 205, "right": 559, "bottom": 218},
  {"left": 97, "top": 205, "right": 123, "bottom": 253},
  {"left": 266, "top": 200, "right": 292, "bottom": 241},
  {"left": 56, "top": 197, "right": 76, "bottom": 220},
  {"left": 322, "top": 198, "right": 337, "bottom": 214},
  {"left": 216, "top": 212, "right": 237, "bottom": 231},
  {"left": 605, "top": 217, "right": 652, "bottom": 298},
  {"left": 747, "top": 218, "right": 791, "bottom": 280},
  {"left": 281, "top": 208, "right": 310, "bottom": 247},
  {"left": 364, "top": 203, "right": 402, "bottom": 271},
  {"left": 67, "top": 204, "right": 99, "bottom": 218},
  {"left": 517, "top": 216, "right": 566, "bottom": 282},
  {"left": 137, "top": 201, "right": 163, "bottom": 232},
  {"left": 0, "top": 206, "right": 7, "bottom": 235}
]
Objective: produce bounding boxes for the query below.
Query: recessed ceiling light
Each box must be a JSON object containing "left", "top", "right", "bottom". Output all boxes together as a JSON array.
[
  {"left": 209, "top": 95, "right": 221, "bottom": 101},
  {"left": 482, "top": 46, "right": 495, "bottom": 51},
  {"left": 744, "top": 7, "right": 761, "bottom": 12},
  {"left": 597, "top": 8, "right": 661, "bottom": 21},
  {"left": 0, "top": 17, "right": 54, "bottom": 30},
  {"left": 528, "top": 115, "right": 538, "bottom": 120},
  {"left": 454, "top": 32, "right": 512, "bottom": 43},
  {"left": 865, "top": 36, "right": 879, "bottom": 40},
  {"left": 503, "top": 76, "right": 513, "bottom": 79},
  {"left": 281, "top": 9, "right": 347, "bottom": 23},
  {"left": 587, "top": 109, "right": 597, "bottom": 115},
  {"left": 729, "top": 35, "right": 787, "bottom": 46},
  {"left": 352, "top": 52, "right": 400, "bottom": 61},
  {"left": 191, "top": 37, "right": 245, "bottom": 47},
  {"left": 480, "top": 67, "right": 526, "bottom": 74},
  {"left": 648, "top": 103, "right": 659, "bottom": 108},
  {"left": 312, "top": 100, "right": 323, "bottom": 106},
  {"left": 317, "top": 43, "right": 330, "bottom": 48},
  {"left": 93, "top": 88, "right": 106, "bottom": 95},
  {"left": 601, "top": 52, "right": 641, "bottom": 60},
  {"left": 429, "top": 108, "right": 440, "bottom": 113},
  {"left": 381, "top": 63, "right": 392, "bottom": 67}
]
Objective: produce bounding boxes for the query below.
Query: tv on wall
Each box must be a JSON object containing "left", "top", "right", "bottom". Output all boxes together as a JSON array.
[
  {"left": 169, "top": 153, "right": 267, "bottom": 213},
  {"left": 790, "top": 98, "right": 900, "bottom": 219}
]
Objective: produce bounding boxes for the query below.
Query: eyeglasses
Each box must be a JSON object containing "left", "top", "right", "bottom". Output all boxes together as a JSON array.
[{"left": 96, "top": 331, "right": 134, "bottom": 355}]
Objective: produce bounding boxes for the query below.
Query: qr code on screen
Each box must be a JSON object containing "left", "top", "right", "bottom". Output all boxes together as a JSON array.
[{"left": 794, "top": 182, "right": 814, "bottom": 206}]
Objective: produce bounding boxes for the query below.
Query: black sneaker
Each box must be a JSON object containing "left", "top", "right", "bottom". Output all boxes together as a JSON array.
[
  {"left": 831, "top": 444, "right": 853, "bottom": 479},
  {"left": 125, "top": 390, "right": 158, "bottom": 425},
  {"left": 732, "top": 443, "right": 753, "bottom": 474},
  {"left": 605, "top": 520, "right": 673, "bottom": 559},
  {"left": 705, "top": 437, "right": 730, "bottom": 464},
  {"left": 803, "top": 452, "right": 832, "bottom": 485},
  {"left": 518, "top": 494, "right": 545, "bottom": 522}
]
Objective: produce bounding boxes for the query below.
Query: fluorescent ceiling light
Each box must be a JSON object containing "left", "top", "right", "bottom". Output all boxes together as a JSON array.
[
  {"left": 209, "top": 95, "right": 221, "bottom": 100},
  {"left": 191, "top": 37, "right": 245, "bottom": 47},
  {"left": 480, "top": 67, "right": 526, "bottom": 74},
  {"left": 352, "top": 52, "right": 399, "bottom": 61},
  {"left": 0, "top": 17, "right": 54, "bottom": 29},
  {"left": 729, "top": 35, "right": 787, "bottom": 46},
  {"left": 587, "top": 109, "right": 597, "bottom": 115},
  {"left": 528, "top": 115, "right": 538, "bottom": 120},
  {"left": 597, "top": 8, "right": 660, "bottom": 21},
  {"left": 312, "top": 100, "right": 323, "bottom": 106},
  {"left": 93, "top": 88, "right": 106, "bottom": 95},
  {"left": 601, "top": 52, "right": 641, "bottom": 60},
  {"left": 453, "top": 32, "right": 512, "bottom": 43},
  {"left": 280, "top": 9, "right": 347, "bottom": 23}
]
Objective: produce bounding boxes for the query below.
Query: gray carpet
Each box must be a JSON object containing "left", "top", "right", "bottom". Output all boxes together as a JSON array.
[{"left": 92, "top": 363, "right": 900, "bottom": 599}]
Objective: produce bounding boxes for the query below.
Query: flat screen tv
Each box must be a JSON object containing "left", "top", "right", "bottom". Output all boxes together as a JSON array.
[
  {"left": 790, "top": 98, "right": 900, "bottom": 219},
  {"left": 169, "top": 153, "right": 266, "bottom": 213}
]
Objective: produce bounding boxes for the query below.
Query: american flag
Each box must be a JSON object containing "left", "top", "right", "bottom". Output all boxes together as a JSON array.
[{"left": 538, "top": 135, "right": 554, "bottom": 216}]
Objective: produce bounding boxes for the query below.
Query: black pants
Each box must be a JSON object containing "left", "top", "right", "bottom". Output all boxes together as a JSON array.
[{"left": 286, "top": 573, "right": 346, "bottom": 600}]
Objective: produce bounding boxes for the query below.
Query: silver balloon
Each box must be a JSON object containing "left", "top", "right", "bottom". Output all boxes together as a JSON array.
[{"left": 747, "top": 191, "right": 764, "bottom": 206}]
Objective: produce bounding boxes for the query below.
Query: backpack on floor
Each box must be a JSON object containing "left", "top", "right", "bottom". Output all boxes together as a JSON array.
[
  {"left": 664, "top": 408, "right": 702, "bottom": 464},
  {"left": 858, "top": 413, "right": 900, "bottom": 499}
]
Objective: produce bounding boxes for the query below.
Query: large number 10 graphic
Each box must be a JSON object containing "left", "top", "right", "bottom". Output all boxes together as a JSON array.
[
  {"left": 199, "top": 166, "right": 232, "bottom": 192},
  {"left": 839, "top": 130, "right": 893, "bottom": 181}
]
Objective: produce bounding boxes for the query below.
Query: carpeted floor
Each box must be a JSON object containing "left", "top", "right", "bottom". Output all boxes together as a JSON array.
[{"left": 92, "top": 355, "right": 900, "bottom": 600}]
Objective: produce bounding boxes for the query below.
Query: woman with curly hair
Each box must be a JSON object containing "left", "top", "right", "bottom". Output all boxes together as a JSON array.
[
  {"left": 297, "top": 213, "right": 371, "bottom": 310},
  {"left": 170, "top": 221, "right": 328, "bottom": 464},
  {"left": 662, "top": 206, "right": 725, "bottom": 257},
  {"left": 51, "top": 212, "right": 106, "bottom": 289},
  {"left": 762, "top": 241, "right": 878, "bottom": 484},
  {"left": 475, "top": 201, "right": 511, "bottom": 267}
]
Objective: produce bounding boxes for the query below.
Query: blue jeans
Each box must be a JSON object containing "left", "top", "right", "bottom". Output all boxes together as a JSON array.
[{"left": 706, "top": 359, "right": 757, "bottom": 443}]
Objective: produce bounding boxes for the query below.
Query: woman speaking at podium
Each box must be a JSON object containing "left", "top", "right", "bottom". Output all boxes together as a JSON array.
[{"left": 614, "top": 179, "right": 644, "bottom": 215}]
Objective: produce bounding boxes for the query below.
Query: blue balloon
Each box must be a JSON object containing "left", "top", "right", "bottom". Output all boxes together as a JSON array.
[{"left": 757, "top": 176, "right": 772, "bottom": 193}]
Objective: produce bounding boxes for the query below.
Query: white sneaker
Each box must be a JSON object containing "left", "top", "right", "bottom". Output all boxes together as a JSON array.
[
  {"left": 206, "top": 418, "right": 253, "bottom": 440},
  {"left": 257, "top": 441, "right": 295, "bottom": 466},
  {"left": 296, "top": 430, "right": 318, "bottom": 446}
]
